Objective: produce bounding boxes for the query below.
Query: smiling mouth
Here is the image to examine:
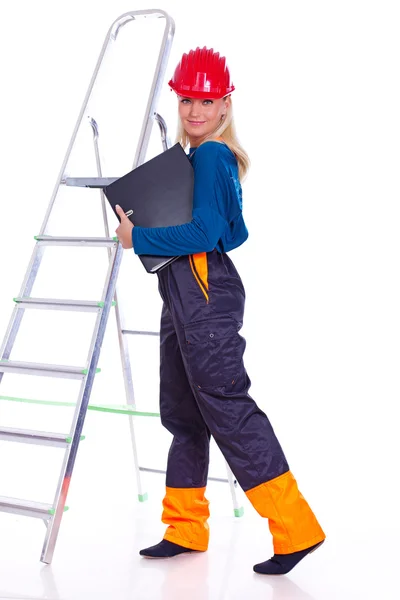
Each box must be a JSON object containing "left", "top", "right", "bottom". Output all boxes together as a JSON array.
[{"left": 188, "top": 121, "right": 206, "bottom": 125}]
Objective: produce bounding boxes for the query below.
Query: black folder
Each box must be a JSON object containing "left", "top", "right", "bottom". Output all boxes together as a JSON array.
[{"left": 104, "top": 143, "right": 194, "bottom": 273}]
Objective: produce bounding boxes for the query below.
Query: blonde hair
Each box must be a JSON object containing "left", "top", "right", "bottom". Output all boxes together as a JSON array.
[{"left": 175, "top": 97, "right": 250, "bottom": 182}]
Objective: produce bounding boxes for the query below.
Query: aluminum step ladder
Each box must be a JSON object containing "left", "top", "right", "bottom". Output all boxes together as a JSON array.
[{"left": 0, "top": 9, "right": 175, "bottom": 564}]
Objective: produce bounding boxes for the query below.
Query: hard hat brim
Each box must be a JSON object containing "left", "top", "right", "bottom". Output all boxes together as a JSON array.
[{"left": 169, "top": 80, "right": 235, "bottom": 100}]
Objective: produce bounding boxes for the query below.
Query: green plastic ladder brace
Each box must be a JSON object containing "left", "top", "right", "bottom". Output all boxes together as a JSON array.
[{"left": 0, "top": 395, "right": 160, "bottom": 418}]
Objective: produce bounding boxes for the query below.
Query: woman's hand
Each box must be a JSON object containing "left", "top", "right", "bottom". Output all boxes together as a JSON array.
[{"left": 115, "top": 205, "right": 134, "bottom": 249}]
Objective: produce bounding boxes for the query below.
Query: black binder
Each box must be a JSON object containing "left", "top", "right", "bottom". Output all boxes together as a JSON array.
[{"left": 104, "top": 143, "right": 194, "bottom": 273}]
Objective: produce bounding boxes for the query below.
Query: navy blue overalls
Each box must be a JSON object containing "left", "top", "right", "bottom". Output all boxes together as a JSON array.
[{"left": 132, "top": 141, "right": 325, "bottom": 553}]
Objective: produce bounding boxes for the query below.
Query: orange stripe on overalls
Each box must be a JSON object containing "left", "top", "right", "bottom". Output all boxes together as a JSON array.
[{"left": 189, "top": 253, "right": 209, "bottom": 302}]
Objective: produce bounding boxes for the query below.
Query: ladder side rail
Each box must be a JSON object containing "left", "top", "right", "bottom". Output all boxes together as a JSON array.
[
  {"left": 89, "top": 117, "right": 146, "bottom": 501},
  {"left": 154, "top": 113, "right": 171, "bottom": 151},
  {"left": 132, "top": 17, "right": 175, "bottom": 168},
  {"left": 89, "top": 117, "right": 136, "bottom": 409}
]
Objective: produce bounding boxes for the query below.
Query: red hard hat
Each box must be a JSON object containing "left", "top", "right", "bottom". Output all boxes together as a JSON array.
[{"left": 168, "top": 46, "right": 235, "bottom": 99}]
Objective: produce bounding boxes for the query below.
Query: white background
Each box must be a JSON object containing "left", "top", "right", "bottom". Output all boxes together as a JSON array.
[{"left": 0, "top": 1, "right": 399, "bottom": 598}]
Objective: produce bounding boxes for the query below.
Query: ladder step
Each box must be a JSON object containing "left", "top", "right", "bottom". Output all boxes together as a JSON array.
[
  {"left": 34, "top": 235, "right": 118, "bottom": 247},
  {"left": 122, "top": 329, "right": 160, "bottom": 337},
  {"left": 62, "top": 176, "right": 119, "bottom": 188},
  {"left": 13, "top": 297, "right": 116, "bottom": 313},
  {"left": 0, "top": 425, "right": 85, "bottom": 448},
  {"left": 0, "top": 360, "right": 100, "bottom": 380},
  {"left": 0, "top": 496, "right": 68, "bottom": 520}
]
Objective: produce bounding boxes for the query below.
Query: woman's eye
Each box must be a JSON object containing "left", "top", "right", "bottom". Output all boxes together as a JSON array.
[
  {"left": 181, "top": 99, "right": 191, "bottom": 104},
  {"left": 203, "top": 100, "right": 213, "bottom": 105}
]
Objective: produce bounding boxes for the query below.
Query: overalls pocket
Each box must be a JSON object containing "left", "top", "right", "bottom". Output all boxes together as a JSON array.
[{"left": 183, "top": 315, "right": 243, "bottom": 388}]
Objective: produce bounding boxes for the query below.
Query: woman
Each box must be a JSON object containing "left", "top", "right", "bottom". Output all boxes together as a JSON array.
[{"left": 115, "top": 47, "right": 325, "bottom": 575}]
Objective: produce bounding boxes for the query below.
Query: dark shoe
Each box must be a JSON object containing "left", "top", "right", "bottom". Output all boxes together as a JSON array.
[
  {"left": 139, "top": 539, "right": 201, "bottom": 559},
  {"left": 253, "top": 540, "right": 325, "bottom": 575}
]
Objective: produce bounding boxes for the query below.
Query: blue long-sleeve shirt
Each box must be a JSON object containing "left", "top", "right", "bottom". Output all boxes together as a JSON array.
[{"left": 131, "top": 141, "right": 249, "bottom": 256}]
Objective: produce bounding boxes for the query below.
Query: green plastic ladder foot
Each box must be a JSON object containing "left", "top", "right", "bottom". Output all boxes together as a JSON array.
[
  {"left": 234, "top": 506, "right": 244, "bottom": 518},
  {"left": 138, "top": 493, "right": 148, "bottom": 502}
]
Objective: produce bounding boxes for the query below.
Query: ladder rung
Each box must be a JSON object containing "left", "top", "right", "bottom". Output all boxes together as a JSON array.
[
  {"left": 62, "top": 177, "right": 120, "bottom": 188},
  {"left": 0, "top": 496, "right": 68, "bottom": 520},
  {"left": 13, "top": 297, "right": 113, "bottom": 313},
  {"left": 122, "top": 329, "right": 160, "bottom": 337},
  {"left": 0, "top": 496, "right": 53, "bottom": 520},
  {"left": 34, "top": 235, "right": 118, "bottom": 247},
  {"left": 0, "top": 360, "right": 100, "bottom": 380},
  {"left": 0, "top": 426, "right": 72, "bottom": 448}
]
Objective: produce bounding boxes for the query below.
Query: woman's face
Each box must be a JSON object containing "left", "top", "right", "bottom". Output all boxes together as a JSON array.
[{"left": 178, "top": 96, "right": 230, "bottom": 145}]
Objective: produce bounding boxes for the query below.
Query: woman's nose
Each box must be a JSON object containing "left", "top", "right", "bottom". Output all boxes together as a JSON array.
[{"left": 189, "top": 102, "right": 201, "bottom": 117}]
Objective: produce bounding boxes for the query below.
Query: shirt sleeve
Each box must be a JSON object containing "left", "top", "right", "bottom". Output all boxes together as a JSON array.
[{"left": 131, "top": 143, "right": 229, "bottom": 256}]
